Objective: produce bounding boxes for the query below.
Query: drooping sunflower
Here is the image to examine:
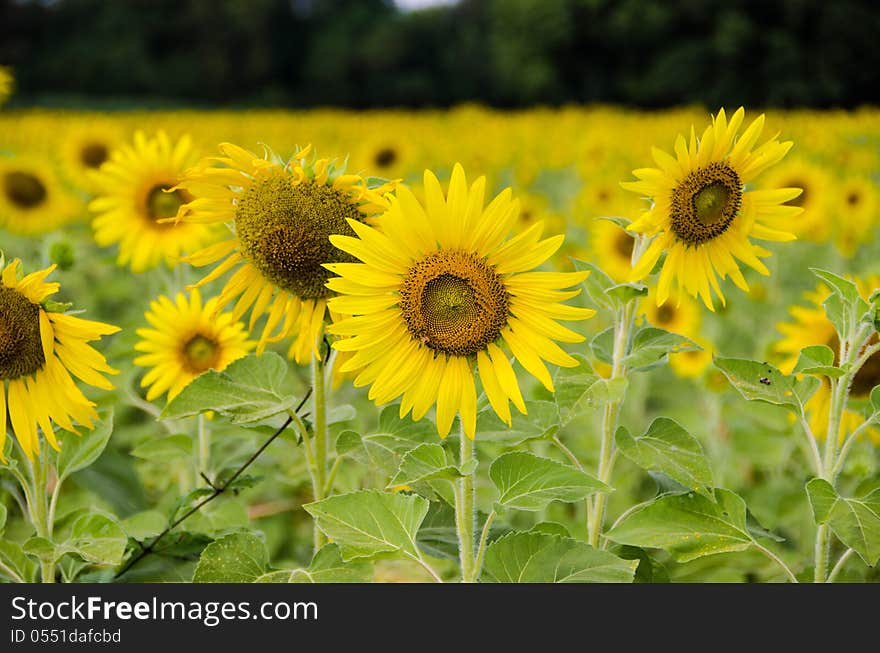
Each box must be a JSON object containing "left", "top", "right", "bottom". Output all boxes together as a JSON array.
[
  {"left": 623, "top": 107, "right": 802, "bottom": 310},
  {"left": 58, "top": 120, "right": 125, "bottom": 195},
  {"left": 88, "top": 131, "right": 217, "bottom": 273},
  {"left": 0, "top": 155, "right": 81, "bottom": 236},
  {"left": 0, "top": 257, "right": 120, "bottom": 461},
  {"left": 776, "top": 278, "right": 880, "bottom": 443},
  {"left": 325, "top": 164, "right": 595, "bottom": 439},
  {"left": 134, "top": 288, "right": 255, "bottom": 402},
  {"left": 173, "top": 143, "right": 395, "bottom": 364}
]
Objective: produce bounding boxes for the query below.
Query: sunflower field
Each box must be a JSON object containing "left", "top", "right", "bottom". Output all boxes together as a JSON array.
[{"left": 2, "top": 69, "right": 880, "bottom": 585}]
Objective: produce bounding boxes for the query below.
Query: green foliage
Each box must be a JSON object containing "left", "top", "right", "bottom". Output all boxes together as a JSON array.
[
  {"left": 482, "top": 531, "right": 637, "bottom": 583},
  {"left": 554, "top": 354, "right": 627, "bottom": 426},
  {"left": 615, "top": 419, "right": 714, "bottom": 498},
  {"left": 162, "top": 353, "right": 299, "bottom": 425},
  {"left": 714, "top": 357, "right": 818, "bottom": 415},
  {"left": 194, "top": 532, "right": 269, "bottom": 583},
  {"left": 56, "top": 411, "right": 114, "bottom": 481},
  {"left": 807, "top": 479, "right": 880, "bottom": 565},
  {"left": 624, "top": 327, "right": 697, "bottom": 371},
  {"left": 489, "top": 451, "right": 609, "bottom": 511}
]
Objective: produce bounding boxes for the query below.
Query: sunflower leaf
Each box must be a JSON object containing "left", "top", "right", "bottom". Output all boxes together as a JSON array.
[
  {"left": 713, "top": 357, "right": 802, "bottom": 413},
  {"left": 793, "top": 345, "right": 844, "bottom": 377},
  {"left": 304, "top": 490, "right": 429, "bottom": 561},
  {"left": 810, "top": 268, "right": 870, "bottom": 342},
  {"left": 161, "top": 353, "right": 298, "bottom": 425},
  {"left": 806, "top": 479, "right": 880, "bottom": 566},
  {"left": 56, "top": 410, "right": 114, "bottom": 482},
  {"left": 615, "top": 419, "right": 714, "bottom": 498},
  {"left": 570, "top": 258, "right": 617, "bottom": 311},
  {"left": 625, "top": 327, "right": 698, "bottom": 371},
  {"left": 193, "top": 532, "right": 268, "bottom": 583},
  {"left": 387, "top": 443, "right": 462, "bottom": 489},
  {"left": 606, "top": 282, "right": 648, "bottom": 303},
  {"left": 555, "top": 354, "right": 628, "bottom": 425},
  {"left": 257, "top": 544, "right": 373, "bottom": 583},
  {"left": 605, "top": 489, "right": 755, "bottom": 562},
  {"left": 482, "top": 531, "right": 637, "bottom": 583},
  {"left": 489, "top": 451, "right": 610, "bottom": 511}
]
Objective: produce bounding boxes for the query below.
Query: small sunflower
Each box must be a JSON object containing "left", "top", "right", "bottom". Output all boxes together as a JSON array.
[
  {"left": 325, "top": 164, "right": 595, "bottom": 439},
  {"left": 0, "top": 257, "right": 120, "bottom": 460},
  {"left": 589, "top": 219, "right": 637, "bottom": 283},
  {"left": 0, "top": 155, "right": 81, "bottom": 236},
  {"left": 623, "top": 107, "right": 802, "bottom": 310},
  {"left": 834, "top": 176, "right": 876, "bottom": 256},
  {"left": 173, "top": 143, "right": 395, "bottom": 364},
  {"left": 640, "top": 286, "right": 700, "bottom": 338},
  {"left": 88, "top": 131, "right": 217, "bottom": 273},
  {"left": 134, "top": 288, "right": 255, "bottom": 402},
  {"left": 759, "top": 157, "right": 832, "bottom": 242},
  {"left": 58, "top": 120, "right": 125, "bottom": 195},
  {"left": 776, "top": 278, "right": 880, "bottom": 443}
]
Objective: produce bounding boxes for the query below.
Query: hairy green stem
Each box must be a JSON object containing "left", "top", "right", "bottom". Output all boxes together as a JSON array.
[
  {"left": 30, "top": 447, "right": 55, "bottom": 583},
  {"left": 310, "top": 355, "right": 329, "bottom": 552},
  {"left": 753, "top": 542, "right": 798, "bottom": 583},
  {"left": 455, "top": 423, "right": 477, "bottom": 582},
  {"left": 826, "top": 548, "right": 854, "bottom": 583},
  {"left": 473, "top": 510, "right": 496, "bottom": 580}
]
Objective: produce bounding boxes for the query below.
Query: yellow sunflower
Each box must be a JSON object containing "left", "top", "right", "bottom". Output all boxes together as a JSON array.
[
  {"left": 623, "top": 107, "right": 801, "bottom": 310},
  {"left": 173, "top": 143, "right": 395, "bottom": 364},
  {"left": 589, "top": 219, "right": 637, "bottom": 283},
  {"left": 88, "top": 131, "right": 217, "bottom": 273},
  {"left": 0, "top": 257, "right": 120, "bottom": 461},
  {"left": 325, "top": 164, "right": 595, "bottom": 439},
  {"left": 134, "top": 288, "right": 255, "bottom": 402},
  {"left": 669, "top": 336, "right": 713, "bottom": 379},
  {"left": 58, "top": 120, "right": 126, "bottom": 195},
  {"left": 640, "top": 286, "right": 700, "bottom": 338},
  {"left": 0, "top": 66, "right": 13, "bottom": 107},
  {"left": 0, "top": 155, "right": 81, "bottom": 236},
  {"left": 758, "top": 157, "right": 832, "bottom": 242},
  {"left": 776, "top": 278, "right": 880, "bottom": 443},
  {"left": 834, "top": 176, "right": 876, "bottom": 256}
]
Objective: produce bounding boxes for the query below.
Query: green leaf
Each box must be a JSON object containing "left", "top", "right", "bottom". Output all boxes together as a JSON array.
[
  {"left": 606, "top": 283, "right": 648, "bottom": 304},
  {"left": 624, "top": 327, "right": 697, "bottom": 371},
  {"left": 606, "top": 489, "right": 755, "bottom": 562},
  {"left": 0, "top": 541, "right": 35, "bottom": 582},
  {"left": 130, "top": 434, "right": 192, "bottom": 462},
  {"left": 811, "top": 268, "right": 869, "bottom": 341},
  {"left": 0, "top": 503, "right": 6, "bottom": 535},
  {"left": 304, "top": 490, "right": 430, "bottom": 561},
  {"left": 335, "top": 405, "right": 435, "bottom": 473},
  {"left": 388, "top": 443, "right": 461, "bottom": 489},
  {"left": 63, "top": 513, "right": 128, "bottom": 566},
  {"left": 121, "top": 511, "right": 167, "bottom": 540},
  {"left": 489, "top": 451, "right": 610, "bottom": 511},
  {"left": 590, "top": 326, "right": 614, "bottom": 364},
  {"left": 806, "top": 479, "right": 880, "bottom": 565},
  {"left": 570, "top": 258, "right": 616, "bottom": 311},
  {"left": 162, "top": 353, "right": 298, "bottom": 425},
  {"left": 417, "top": 502, "right": 459, "bottom": 560},
  {"left": 23, "top": 537, "right": 55, "bottom": 562},
  {"left": 56, "top": 411, "right": 114, "bottom": 481},
  {"left": 793, "top": 345, "right": 844, "bottom": 378},
  {"left": 258, "top": 544, "right": 373, "bottom": 583},
  {"left": 474, "top": 400, "right": 558, "bottom": 445},
  {"left": 482, "top": 532, "right": 637, "bottom": 583},
  {"left": 193, "top": 532, "right": 268, "bottom": 583},
  {"left": 714, "top": 358, "right": 801, "bottom": 411},
  {"left": 616, "top": 419, "right": 714, "bottom": 498},
  {"left": 554, "top": 354, "right": 627, "bottom": 426}
]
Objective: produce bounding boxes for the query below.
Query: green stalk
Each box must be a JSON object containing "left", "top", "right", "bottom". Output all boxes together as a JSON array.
[
  {"left": 196, "top": 413, "right": 210, "bottom": 486},
  {"left": 311, "top": 354, "right": 328, "bottom": 552},
  {"left": 454, "top": 422, "right": 477, "bottom": 582},
  {"left": 587, "top": 300, "right": 633, "bottom": 548},
  {"left": 30, "top": 445, "right": 55, "bottom": 583}
]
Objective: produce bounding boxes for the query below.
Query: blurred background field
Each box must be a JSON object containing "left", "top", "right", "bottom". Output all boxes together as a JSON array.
[{"left": 1, "top": 0, "right": 880, "bottom": 582}]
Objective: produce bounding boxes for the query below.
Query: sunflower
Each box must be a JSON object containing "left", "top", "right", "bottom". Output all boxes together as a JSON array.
[
  {"left": 134, "top": 288, "right": 255, "bottom": 402},
  {"left": 325, "top": 164, "right": 595, "bottom": 439},
  {"left": 758, "top": 157, "right": 832, "bottom": 242},
  {"left": 640, "top": 286, "right": 700, "bottom": 338},
  {"left": 623, "top": 107, "right": 802, "bottom": 310},
  {"left": 88, "top": 131, "right": 217, "bottom": 273},
  {"left": 834, "top": 176, "right": 876, "bottom": 256},
  {"left": 589, "top": 219, "right": 637, "bottom": 283},
  {"left": 58, "top": 120, "right": 125, "bottom": 194},
  {"left": 0, "top": 66, "right": 13, "bottom": 107},
  {"left": 669, "top": 336, "right": 713, "bottom": 379},
  {"left": 173, "top": 143, "right": 395, "bottom": 364},
  {"left": 776, "top": 278, "right": 880, "bottom": 443},
  {"left": 0, "top": 257, "right": 120, "bottom": 461},
  {"left": 0, "top": 155, "right": 81, "bottom": 236}
]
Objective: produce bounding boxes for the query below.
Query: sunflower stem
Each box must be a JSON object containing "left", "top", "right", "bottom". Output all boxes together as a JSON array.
[
  {"left": 196, "top": 413, "right": 210, "bottom": 487},
  {"left": 455, "top": 421, "right": 477, "bottom": 582},
  {"left": 588, "top": 299, "right": 633, "bottom": 548},
  {"left": 30, "top": 444, "right": 55, "bottom": 583},
  {"left": 311, "top": 354, "right": 328, "bottom": 552}
]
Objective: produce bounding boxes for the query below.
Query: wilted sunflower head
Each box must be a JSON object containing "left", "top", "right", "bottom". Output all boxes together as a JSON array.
[{"left": 174, "top": 143, "right": 396, "bottom": 364}]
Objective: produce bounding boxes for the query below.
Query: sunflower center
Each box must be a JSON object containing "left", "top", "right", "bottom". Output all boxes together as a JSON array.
[
  {"left": 0, "top": 287, "right": 46, "bottom": 379},
  {"left": 399, "top": 250, "right": 509, "bottom": 357},
  {"left": 145, "top": 184, "right": 187, "bottom": 224},
  {"left": 181, "top": 334, "right": 221, "bottom": 374},
  {"left": 81, "top": 142, "right": 109, "bottom": 169},
  {"left": 846, "top": 191, "right": 861, "bottom": 207},
  {"left": 4, "top": 171, "right": 47, "bottom": 210},
  {"left": 655, "top": 304, "right": 675, "bottom": 325},
  {"left": 374, "top": 147, "right": 397, "bottom": 169},
  {"left": 234, "top": 176, "right": 363, "bottom": 299},
  {"left": 614, "top": 230, "right": 634, "bottom": 259},
  {"left": 669, "top": 161, "right": 742, "bottom": 245},
  {"left": 786, "top": 179, "right": 806, "bottom": 207}
]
